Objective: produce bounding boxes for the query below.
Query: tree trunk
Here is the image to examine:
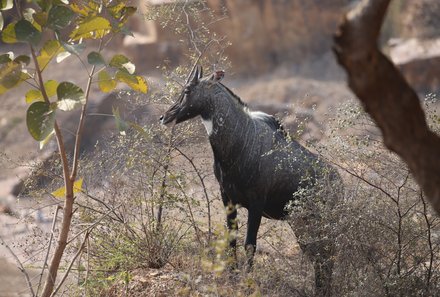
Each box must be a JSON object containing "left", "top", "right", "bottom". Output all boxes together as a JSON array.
[
  {"left": 333, "top": 0, "right": 440, "bottom": 213},
  {"left": 41, "top": 185, "right": 74, "bottom": 297}
]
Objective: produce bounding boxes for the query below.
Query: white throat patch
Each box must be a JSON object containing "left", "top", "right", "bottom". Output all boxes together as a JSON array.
[{"left": 201, "top": 118, "right": 213, "bottom": 135}]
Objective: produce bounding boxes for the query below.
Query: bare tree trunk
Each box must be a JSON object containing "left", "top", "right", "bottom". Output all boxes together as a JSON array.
[
  {"left": 333, "top": 0, "right": 440, "bottom": 213},
  {"left": 41, "top": 188, "right": 74, "bottom": 297}
]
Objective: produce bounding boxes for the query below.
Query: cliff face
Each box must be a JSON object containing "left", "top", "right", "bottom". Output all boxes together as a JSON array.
[
  {"left": 206, "top": 0, "right": 349, "bottom": 73},
  {"left": 402, "top": 0, "right": 440, "bottom": 39},
  {"left": 126, "top": 0, "right": 349, "bottom": 75}
]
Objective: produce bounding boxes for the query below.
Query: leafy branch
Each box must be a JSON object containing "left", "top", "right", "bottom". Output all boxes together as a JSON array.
[{"left": 0, "top": 1, "right": 147, "bottom": 296}]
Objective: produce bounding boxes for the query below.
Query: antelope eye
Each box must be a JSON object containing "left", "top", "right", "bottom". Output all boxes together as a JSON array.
[{"left": 184, "top": 88, "right": 190, "bottom": 95}]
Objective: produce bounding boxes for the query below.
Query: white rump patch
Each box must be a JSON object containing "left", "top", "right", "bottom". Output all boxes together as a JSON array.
[
  {"left": 201, "top": 118, "right": 213, "bottom": 135},
  {"left": 249, "top": 110, "right": 272, "bottom": 121}
]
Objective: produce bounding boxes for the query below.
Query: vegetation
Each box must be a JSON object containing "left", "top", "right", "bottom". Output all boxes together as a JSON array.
[
  {"left": 66, "top": 96, "right": 440, "bottom": 297},
  {"left": 0, "top": 1, "right": 438, "bottom": 296},
  {"left": 334, "top": 0, "right": 440, "bottom": 214},
  {"left": 0, "top": 0, "right": 146, "bottom": 296}
]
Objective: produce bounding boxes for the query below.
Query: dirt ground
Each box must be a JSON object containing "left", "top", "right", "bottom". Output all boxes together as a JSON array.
[{"left": 0, "top": 258, "right": 39, "bottom": 297}]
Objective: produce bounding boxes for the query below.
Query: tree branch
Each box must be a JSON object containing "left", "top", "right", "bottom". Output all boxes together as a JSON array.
[
  {"left": 70, "top": 39, "right": 103, "bottom": 181},
  {"left": 333, "top": 0, "right": 440, "bottom": 213},
  {"left": 36, "top": 205, "right": 60, "bottom": 297}
]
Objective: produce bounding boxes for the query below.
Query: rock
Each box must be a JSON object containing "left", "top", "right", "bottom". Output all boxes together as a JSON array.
[
  {"left": 206, "top": 0, "right": 349, "bottom": 74},
  {"left": 125, "top": 0, "right": 349, "bottom": 75},
  {"left": 10, "top": 179, "right": 24, "bottom": 197},
  {"left": 401, "top": 0, "right": 440, "bottom": 39},
  {"left": 0, "top": 203, "right": 13, "bottom": 215},
  {"left": 389, "top": 38, "right": 440, "bottom": 93}
]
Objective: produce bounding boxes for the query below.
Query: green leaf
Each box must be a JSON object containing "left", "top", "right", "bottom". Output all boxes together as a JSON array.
[
  {"left": 23, "top": 8, "right": 43, "bottom": 31},
  {"left": 47, "top": 5, "right": 74, "bottom": 30},
  {"left": 115, "top": 70, "right": 136, "bottom": 83},
  {"left": 0, "top": 61, "right": 21, "bottom": 88},
  {"left": 51, "top": 177, "right": 83, "bottom": 198},
  {"left": 0, "top": 52, "right": 13, "bottom": 64},
  {"left": 0, "top": 12, "right": 3, "bottom": 30},
  {"left": 2, "top": 21, "right": 17, "bottom": 43},
  {"left": 25, "top": 89, "right": 43, "bottom": 103},
  {"left": 15, "top": 19, "right": 41, "bottom": 46},
  {"left": 115, "top": 71, "right": 147, "bottom": 93},
  {"left": 33, "top": 12, "right": 48, "bottom": 28},
  {"left": 0, "top": 0, "right": 13, "bottom": 10},
  {"left": 26, "top": 101, "right": 56, "bottom": 141},
  {"left": 44, "top": 80, "right": 59, "bottom": 97},
  {"left": 56, "top": 81, "right": 85, "bottom": 111},
  {"left": 108, "top": 2, "right": 126, "bottom": 18},
  {"left": 20, "top": 71, "right": 30, "bottom": 81},
  {"left": 87, "top": 51, "right": 105, "bottom": 65},
  {"left": 37, "top": 40, "right": 65, "bottom": 70},
  {"left": 70, "top": 16, "right": 111, "bottom": 40},
  {"left": 69, "top": 3, "right": 90, "bottom": 17},
  {"left": 35, "top": 0, "right": 50, "bottom": 12},
  {"left": 14, "top": 55, "right": 31, "bottom": 65},
  {"left": 25, "top": 80, "right": 59, "bottom": 104},
  {"left": 23, "top": 8, "right": 35, "bottom": 22},
  {"left": 109, "top": 54, "right": 135, "bottom": 74},
  {"left": 98, "top": 70, "right": 116, "bottom": 93},
  {"left": 113, "top": 107, "right": 129, "bottom": 135},
  {"left": 39, "top": 129, "right": 54, "bottom": 149},
  {"left": 109, "top": 54, "right": 129, "bottom": 67}
]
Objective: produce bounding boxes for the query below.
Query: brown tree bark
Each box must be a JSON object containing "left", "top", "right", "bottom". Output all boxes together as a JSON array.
[{"left": 333, "top": 0, "right": 440, "bottom": 214}]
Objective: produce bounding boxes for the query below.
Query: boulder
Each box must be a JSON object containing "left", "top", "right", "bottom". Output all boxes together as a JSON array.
[
  {"left": 401, "top": 0, "right": 440, "bottom": 39},
  {"left": 389, "top": 38, "right": 440, "bottom": 93}
]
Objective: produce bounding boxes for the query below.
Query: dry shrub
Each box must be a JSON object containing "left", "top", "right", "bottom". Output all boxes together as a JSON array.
[{"left": 314, "top": 98, "right": 440, "bottom": 296}]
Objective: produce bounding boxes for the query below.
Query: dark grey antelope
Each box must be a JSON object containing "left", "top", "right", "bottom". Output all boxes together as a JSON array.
[{"left": 160, "top": 66, "right": 342, "bottom": 297}]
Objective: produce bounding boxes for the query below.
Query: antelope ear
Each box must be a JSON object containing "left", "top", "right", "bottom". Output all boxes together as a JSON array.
[
  {"left": 191, "top": 66, "right": 199, "bottom": 83},
  {"left": 210, "top": 70, "right": 225, "bottom": 82},
  {"left": 198, "top": 66, "right": 203, "bottom": 79}
]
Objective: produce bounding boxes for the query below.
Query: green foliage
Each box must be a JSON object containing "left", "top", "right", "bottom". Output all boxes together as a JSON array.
[
  {"left": 87, "top": 51, "right": 105, "bottom": 66},
  {"left": 0, "top": 60, "right": 22, "bottom": 89},
  {"left": 56, "top": 81, "right": 85, "bottom": 111},
  {"left": 47, "top": 5, "right": 74, "bottom": 30},
  {"left": 37, "top": 40, "right": 64, "bottom": 70},
  {"left": 115, "top": 70, "right": 147, "bottom": 93},
  {"left": 0, "top": 0, "right": 13, "bottom": 31},
  {"left": 1, "top": 21, "right": 16, "bottom": 43},
  {"left": 97, "top": 70, "right": 116, "bottom": 92},
  {"left": 26, "top": 101, "right": 56, "bottom": 141},
  {"left": 0, "top": 0, "right": 147, "bottom": 144},
  {"left": 25, "top": 80, "right": 58, "bottom": 104},
  {"left": 15, "top": 19, "right": 41, "bottom": 45},
  {"left": 70, "top": 16, "right": 111, "bottom": 40},
  {"left": 0, "top": 0, "right": 13, "bottom": 11},
  {"left": 109, "top": 54, "right": 133, "bottom": 73},
  {"left": 1, "top": 2, "right": 147, "bottom": 295}
]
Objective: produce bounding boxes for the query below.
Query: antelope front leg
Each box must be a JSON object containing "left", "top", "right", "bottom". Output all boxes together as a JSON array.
[
  {"left": 221, "top": 191, "right": 238, "bottom": 265},
  {"left": 245, "top": 205, "right": 263, "bottom": 270},
  {"left": 225, "top": 203, "right": 238, "bottom": 263}
]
